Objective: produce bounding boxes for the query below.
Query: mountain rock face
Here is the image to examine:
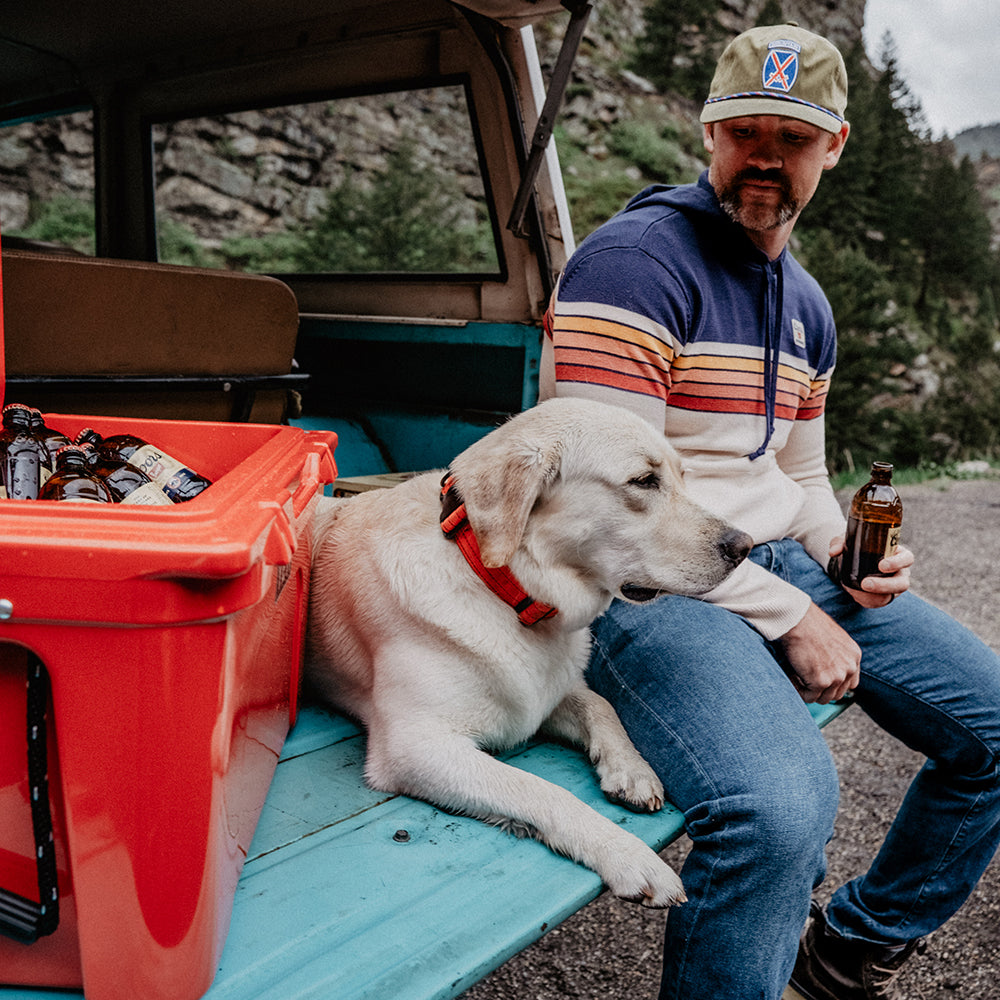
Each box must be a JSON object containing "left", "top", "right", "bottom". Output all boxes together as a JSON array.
[
  {"left": 0, "top": 1, "right": 867, "bottom": 245},
  {"left": 5, "top": 0, "right": 997, "bottom": 255},
  {"left": 954, "top": 124, "right": 1000, "bottom": 160},
  {"left": 536, "top": 0, "right": 867, "bottom": 172},
  {"left": 544, "top": 0, "right": 867, "bottom": 88}
]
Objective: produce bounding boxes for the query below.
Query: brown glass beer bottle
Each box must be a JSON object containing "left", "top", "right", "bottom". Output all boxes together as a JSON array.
[
  {"left": 96, "top": 433, "right": 211, "bottom": 502},
  {"left": 88, "top": 448, "right": 175, "bottom": 505},
  {"left": 840, "top": 461, "right": 902, "bottom": 590},
  {"left": 75, "top": 428, "right": 103, "bottom": 448},
  {"left": 30, "top": 409, "right": 72, "bottom": 468},
  {"left": 0, "top": 403, "right": 45, "bottom": 500},
  {"left": 38, "top": 445, "right": 114, "bottom": 503}
]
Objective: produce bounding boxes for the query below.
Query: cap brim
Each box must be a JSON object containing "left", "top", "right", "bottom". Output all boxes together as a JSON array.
[{"left": 700, "top": 95, "right": 843, "bottom": 133}]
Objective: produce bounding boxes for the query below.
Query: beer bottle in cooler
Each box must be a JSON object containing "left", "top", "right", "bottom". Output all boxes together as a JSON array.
[
  {"left": 839, "top": 461, "right": 903, "bottom": 590},
  {"left": 0, "top": 403, "right": 44, "bottom": 500},
  {"left": 96, "top": 433, "right": 211, "bottom": 502},
  {"left": 38, "top": 445, "right": 113, "bottom": 503},
  {"left": 75, "top": 428, "right": 103, "bottom": 448},
  {"left": 30, "top": 409, "right": 72, "bottom": 469},
  {"left": 88, "top": 447, "right": 175, "bottom": 506}
]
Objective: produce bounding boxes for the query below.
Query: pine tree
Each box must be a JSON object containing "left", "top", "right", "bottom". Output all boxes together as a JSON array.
[
  {"left": 756, "top": 0, "right": 784, "bottom": 27},
  {"left": 915, "top": 145, "right": 995, "bottom": 303},
  {"left": 801, "top": 42, "right": 878, "bottom": 243},
  {"left": 630, "top": 0, "right": 722, "bottom": 97},
  {"left": 864, "top": 33, "right": 926, "bottom": 282}
]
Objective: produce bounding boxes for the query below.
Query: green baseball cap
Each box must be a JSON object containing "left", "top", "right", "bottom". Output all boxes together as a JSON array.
[{"left": 700, "top": 23, "right": 848, "bottom": 133}]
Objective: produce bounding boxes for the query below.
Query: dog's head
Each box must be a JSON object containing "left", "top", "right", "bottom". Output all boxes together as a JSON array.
[{"left": 446, "top": 397, "right": 752, "bottom": 612}]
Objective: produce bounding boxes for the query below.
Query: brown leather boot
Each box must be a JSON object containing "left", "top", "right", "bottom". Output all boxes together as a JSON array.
[{"left": 786, "top": 902, "right": 925, "bottom": 1000}]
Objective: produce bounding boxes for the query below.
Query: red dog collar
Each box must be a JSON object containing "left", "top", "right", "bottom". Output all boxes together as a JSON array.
[{"left": 440, "top": 474, "right": 557, "bottom": 627}]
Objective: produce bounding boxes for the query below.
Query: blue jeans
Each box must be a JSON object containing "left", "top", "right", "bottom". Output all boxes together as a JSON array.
[{"left": 587, "top": 538, "right": 1000, "bottom": 1000}]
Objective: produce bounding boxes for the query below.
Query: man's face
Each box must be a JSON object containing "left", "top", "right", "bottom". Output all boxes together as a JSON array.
[{"left": 704, "top": 116, "right": 849, "bottom": 235}]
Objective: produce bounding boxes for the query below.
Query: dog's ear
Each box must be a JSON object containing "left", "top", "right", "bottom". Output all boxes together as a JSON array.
[{"left": 448, "top": 411, "right": 564, "bottom": 568}]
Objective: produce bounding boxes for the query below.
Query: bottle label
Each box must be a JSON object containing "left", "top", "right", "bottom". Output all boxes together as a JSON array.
[
  {"left": 126, "top": 444, "right": 197, "bottom": 500},
  {"left": 885, "top": 524, "right": 901, "bottom": 558},
  {"left": 163, "top": 466, "right": 205, "bottom": 501},
  {"left": 120, "top": 482, "right": 175, "bottom": 506}
]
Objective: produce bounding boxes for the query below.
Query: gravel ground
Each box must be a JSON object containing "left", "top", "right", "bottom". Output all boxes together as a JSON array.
[{"left": 463, "top": 476, "right": 1000, "bottom": 1000}]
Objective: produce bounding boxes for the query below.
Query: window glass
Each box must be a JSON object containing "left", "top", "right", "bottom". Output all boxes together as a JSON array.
[
  {"left": 0, "top": 109, "right": 95, "bottom": 255},
  {"left": 152, "top": 85, "right": 500, "bottom": 274}
]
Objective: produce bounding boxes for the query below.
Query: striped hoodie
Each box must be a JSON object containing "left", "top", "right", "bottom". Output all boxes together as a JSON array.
[{"left": 540, "top": 172, "right": 847, "bottom": 639}]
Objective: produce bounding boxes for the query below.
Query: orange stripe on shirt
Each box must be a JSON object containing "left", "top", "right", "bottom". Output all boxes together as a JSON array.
[
  {"left": 550, "top": 314, "right": 674, "bottom": 402},
  {"left": 555, "top": 313, "right": 677, "bottom": 360},
  {"left": 554, "top": 362, "right": 670, "bottom": 400}
]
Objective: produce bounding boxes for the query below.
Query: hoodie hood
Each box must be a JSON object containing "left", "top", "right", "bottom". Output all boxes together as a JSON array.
[
  {"left": 624, "top": 172, "right": 723, "bottom": 219},
  {"left": 621, "top": 172, "right": 780, "bottom": 265}
]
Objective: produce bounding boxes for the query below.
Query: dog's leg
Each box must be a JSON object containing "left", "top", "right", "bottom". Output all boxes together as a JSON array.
[
  {"left": 541, "top": 689, "right": 666, "bottom": 814},
  {"left": 365, "top": 726, "right": 685, "bottom": 907}
]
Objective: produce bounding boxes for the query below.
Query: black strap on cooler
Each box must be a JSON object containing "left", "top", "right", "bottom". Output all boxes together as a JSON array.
[{"left": 0, "top": 654, "right": 60, "bottom": 943}]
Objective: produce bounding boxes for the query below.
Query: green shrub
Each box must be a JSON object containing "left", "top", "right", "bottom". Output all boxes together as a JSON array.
[
  {"left": 219, "top": 231, "right": 310, "bottom": 273},
  {"left": 157, "top": 216, "right": 216, "bottom": 268},
  {"left": 606, "top": 120, "right": 683, "bottom": 180},
  {"left": 12, "top": 195, "right": 94, "bottom": 255},
  {"left": 287, "top": 142, "right": 496, "bottom": 273}
]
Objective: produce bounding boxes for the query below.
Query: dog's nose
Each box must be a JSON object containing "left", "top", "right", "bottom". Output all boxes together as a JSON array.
[{"left": 719, "top": 528, "right": 754, "bottom": 568}]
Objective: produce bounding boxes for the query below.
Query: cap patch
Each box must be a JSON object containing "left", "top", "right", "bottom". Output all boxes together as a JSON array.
[{"left": 763, "top": 39, "right": 801, "bottom": 93}]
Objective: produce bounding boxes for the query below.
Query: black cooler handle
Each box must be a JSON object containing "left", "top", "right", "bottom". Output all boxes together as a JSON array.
[{"left": 0, "top": 653, "right": 60, "bottom": 943}]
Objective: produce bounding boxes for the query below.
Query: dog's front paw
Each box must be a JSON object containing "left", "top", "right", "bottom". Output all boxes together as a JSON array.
[
  {"left": 605, "top": 845, "right": 686, "bottom": 908},
  {"left": 600, "top": 759, "right": 665, "bottom": 813}
]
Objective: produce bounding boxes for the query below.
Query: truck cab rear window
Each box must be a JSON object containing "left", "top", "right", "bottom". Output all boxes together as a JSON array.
[{"left": 152, "top": 85, "right": 501, "bottom": 276}]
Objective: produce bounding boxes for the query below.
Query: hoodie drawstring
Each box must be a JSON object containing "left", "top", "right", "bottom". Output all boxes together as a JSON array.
[{"left": 747, "top": 259, "right": 783, "bottom": 461}]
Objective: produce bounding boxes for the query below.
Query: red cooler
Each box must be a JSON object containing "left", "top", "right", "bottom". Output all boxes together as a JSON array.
[{"left": 0, "top": 413, "right": 336, "bottom": 1000}]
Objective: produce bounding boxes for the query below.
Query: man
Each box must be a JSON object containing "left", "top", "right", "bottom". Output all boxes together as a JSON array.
[{"left": 539, "top": 22, "right": 1000, "bottom": 1000}]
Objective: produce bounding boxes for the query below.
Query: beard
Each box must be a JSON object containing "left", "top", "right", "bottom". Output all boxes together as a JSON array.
[{"left": 716, "top": 167, "right": 799, "bottom": 232}]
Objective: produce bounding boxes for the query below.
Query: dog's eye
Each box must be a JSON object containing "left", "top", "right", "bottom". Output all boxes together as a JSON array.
[{"left": 628, "top": 472, "right": 660, "bottom": 490}]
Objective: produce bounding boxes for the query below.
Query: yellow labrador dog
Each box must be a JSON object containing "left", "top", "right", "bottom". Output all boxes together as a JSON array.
[{"left": 306, "top": 397, "right": 751, "bottom": 906}]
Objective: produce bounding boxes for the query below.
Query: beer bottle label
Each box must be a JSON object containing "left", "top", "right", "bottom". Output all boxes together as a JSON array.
[
  {"left": 885, "top": 525, "right": 901, "bottom": 558},
  {"left": 163, "top": 466, "right": 204, "bottom": 501},
  {"left": 126, "top": 444, "right": 197, "bottom": 500},
  {"left": 120, "top": 482, "right": 175, "bottom": 506}
]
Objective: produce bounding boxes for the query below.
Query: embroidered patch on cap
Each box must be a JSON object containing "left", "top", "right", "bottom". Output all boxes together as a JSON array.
[{"left": 763, "top": 39, "right": 801, "bottom": 93}]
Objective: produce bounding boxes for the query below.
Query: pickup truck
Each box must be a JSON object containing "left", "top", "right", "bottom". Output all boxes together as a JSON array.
[
  {"left": 0, "top": 3, "right": 846, "bottom": 998},
  {"left": 0, "top": 0, "right": 580, "bottom": 474}
]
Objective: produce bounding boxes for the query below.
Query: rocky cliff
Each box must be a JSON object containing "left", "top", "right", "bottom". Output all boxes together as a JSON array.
[
  {"left": 3, "top": 0, "right": 984, "bottom": 258},
  {"left": 533, "top": 0, "right": 866, "bottom": 198}
]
